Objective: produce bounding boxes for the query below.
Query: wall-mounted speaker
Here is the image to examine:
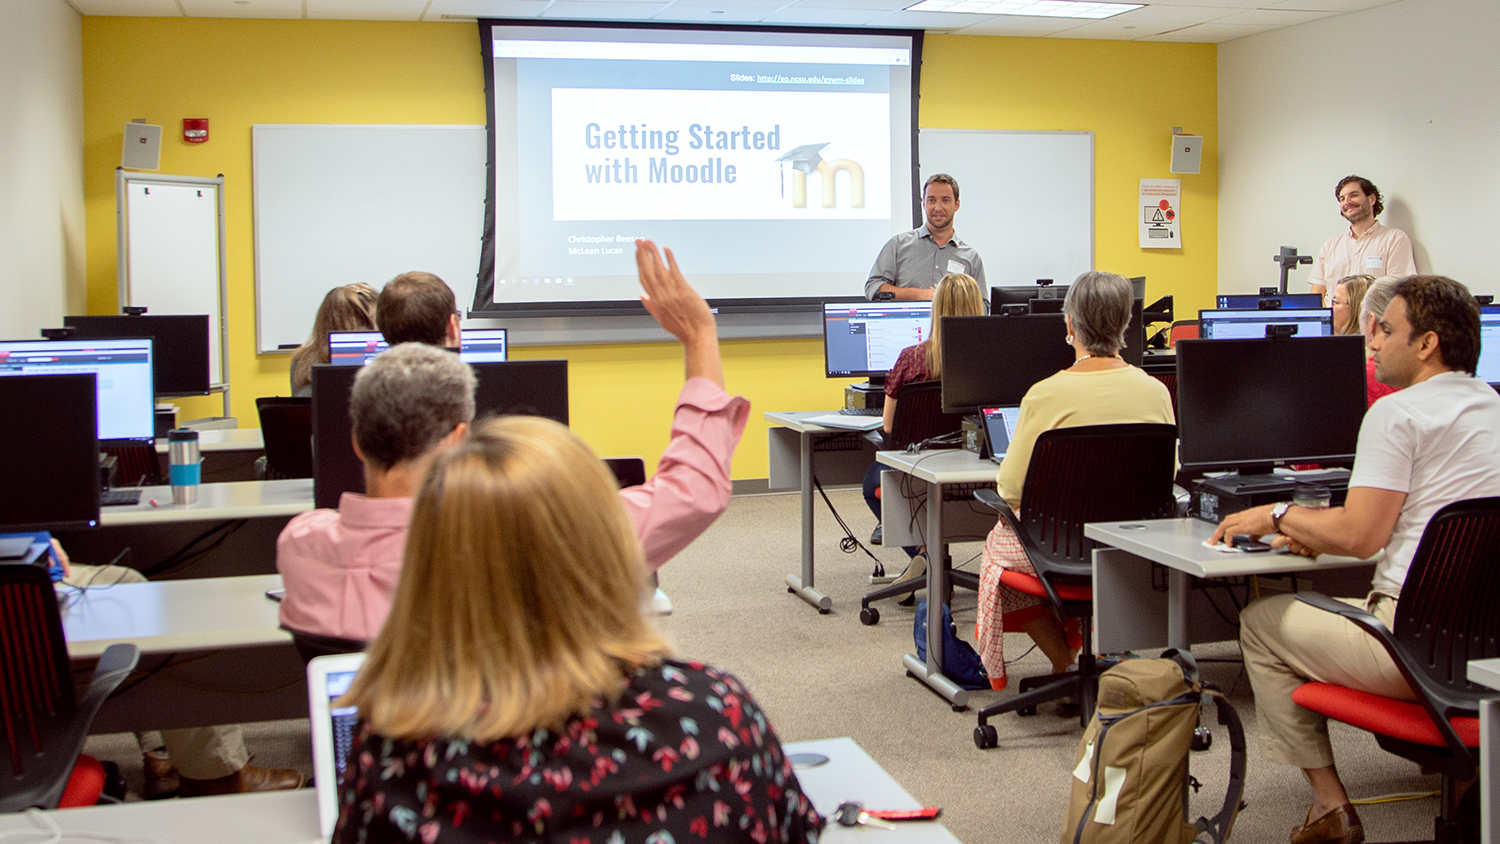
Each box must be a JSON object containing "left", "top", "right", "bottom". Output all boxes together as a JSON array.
[
  {"left": 122, "top": 121, "right": 162, "bottom": 171},
  {"left": 1170, "top": 134, "right": 1202, "bottom": 175}
]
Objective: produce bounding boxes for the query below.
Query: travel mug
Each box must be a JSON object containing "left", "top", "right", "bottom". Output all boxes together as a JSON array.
[
  {"left": 168, "top": 428, "right": 201, "bottom": 505},
  {"left": 1293, "top": 482, "right": 1331, "bottom": 512}
]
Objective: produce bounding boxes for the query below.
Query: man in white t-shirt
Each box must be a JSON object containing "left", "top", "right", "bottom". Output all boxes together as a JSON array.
[
  {"left": 1307, "top": 175, "right": 1417, "bottom": 304},
  {"left": 1211, "top": 275, "right": 1500, "bottom": 844}
]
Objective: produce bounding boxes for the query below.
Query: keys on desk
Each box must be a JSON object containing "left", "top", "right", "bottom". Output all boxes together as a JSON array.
[{"left": 834, "top": 802, "right": 897, "bottom": 830}]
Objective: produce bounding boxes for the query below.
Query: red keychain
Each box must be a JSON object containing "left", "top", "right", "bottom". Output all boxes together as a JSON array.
[{"left": 863, "top": 807, "right": 943, "bottom": 821}]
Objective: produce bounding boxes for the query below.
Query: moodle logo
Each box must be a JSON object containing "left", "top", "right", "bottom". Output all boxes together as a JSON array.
[{"left": 775, "top": 143, "right": 865, "bottom": 209}]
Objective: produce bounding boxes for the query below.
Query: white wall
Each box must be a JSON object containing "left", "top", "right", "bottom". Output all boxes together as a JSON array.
[
  {"left": 0, "top": 0, "right": 84, "bottom": 340},
  {"left": 1218, "top": 0, "right": 1500, "bottom": 297}
]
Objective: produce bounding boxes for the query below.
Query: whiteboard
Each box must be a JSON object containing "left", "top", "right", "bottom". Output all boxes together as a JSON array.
[
  {"left": 252, "top": 125, "right": 487, "bottom": 353},
  {"left": 116, "top": 171, "right": 227, "bottom": 389},
  {"left": 917, "top": 130, "right": 1093, "bottom": 287}
]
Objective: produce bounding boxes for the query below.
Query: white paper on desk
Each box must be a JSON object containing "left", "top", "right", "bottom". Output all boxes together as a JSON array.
[
  {"left": 1202, "top": 538, "right": 1285, "bottom": 554},
  {"left": 801, "top": 414, "right": 883, "bottom": 431}
]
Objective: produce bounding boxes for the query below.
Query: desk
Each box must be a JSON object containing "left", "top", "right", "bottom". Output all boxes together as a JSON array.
[
  {"left": 63, "top": 574, "right": 305, "bottom": 733},
  {"left": 58, "top": 479, "right": 314, "bottom": 580},
  {"left": 766, "top": 411, "right": 880, "bottom": 613},
  {"left": 154, "top": 428, "right": 267, "bottom": 482},
  {"left": 1467, "top": 658, "right": 1500, "bottom": 844},
  {"left": 0, "top": 738, "right": 960, "bottom": 843},
  {"left": 1085, "top": 518, "right": 1376, "bottom": 653},
  {"left": 876, "top": 449, "right": 999, "bottom": 711}
]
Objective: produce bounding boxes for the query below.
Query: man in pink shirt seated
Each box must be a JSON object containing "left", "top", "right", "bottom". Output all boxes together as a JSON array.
[{"left": 277, "top": 239, "right": 749, "bottom": 642}]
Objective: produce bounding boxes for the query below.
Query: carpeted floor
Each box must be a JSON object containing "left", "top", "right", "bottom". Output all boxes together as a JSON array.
[{"left": 84, "top": 487, "right": 1440, "bottom": 841}]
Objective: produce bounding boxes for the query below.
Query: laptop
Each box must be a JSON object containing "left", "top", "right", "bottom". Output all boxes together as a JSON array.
[
  {"left": 307, "top": 652, "right": 367, "bottom": 841},
  {"left": 980, "top": 406, "right": 1022, "bottom": 463}
]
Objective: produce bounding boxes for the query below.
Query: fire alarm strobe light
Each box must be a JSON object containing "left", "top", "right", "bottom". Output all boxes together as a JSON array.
[{"left": 183, "top": 118, "right": 209, "bottom": 144}]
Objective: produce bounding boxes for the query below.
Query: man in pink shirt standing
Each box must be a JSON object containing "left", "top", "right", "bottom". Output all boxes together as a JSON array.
[
  {"left": 277, "top": 240, "right": 749, "bottom": 642},
  {"left": 1307, "top": 175, "right": 1417, "bottom": 304}
]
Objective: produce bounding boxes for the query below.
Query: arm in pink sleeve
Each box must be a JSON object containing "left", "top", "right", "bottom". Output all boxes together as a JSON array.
[{"left": 619, "top": 377, "right": 750, "bottom": 569}]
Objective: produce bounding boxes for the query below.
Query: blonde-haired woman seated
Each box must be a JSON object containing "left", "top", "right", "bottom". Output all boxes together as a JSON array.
[
  {"left": 975, "top": 271, "right": 1175, "bottom": 695},
  {"left": 333, "top": 422, "right": 821, "bottom": 840},
  {"left": 1330, "top": 274, "right": 1374, "bottom": 337},
  {"left": 289, "top": 283, "right": 378, "bottom": 397}
]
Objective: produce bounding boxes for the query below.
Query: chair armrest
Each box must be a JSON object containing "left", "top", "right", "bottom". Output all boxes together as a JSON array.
[
  {"left": 1294, "top": 592, "right": 1478, "bottom": 774},
  {"left": 75, "top": 643, "right": 140, "bottom": 725},
  {"left": 973, "top": 488, "right": 1005, "bottom": 513},
  {"left": 863, "top": 429, "right": 887, "bottom": 450}
]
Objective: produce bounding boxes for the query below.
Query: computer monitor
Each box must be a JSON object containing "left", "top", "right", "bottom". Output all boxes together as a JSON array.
[
  {"left": 0, "top": 373, "right": 101, "bottom": 532},
  {"left": 823, "top": 301, "right": 933, "bottom": 379},
  {"left": 327, "top": 329, "right": 511, "bottom": 366},
  {"left": 1215, "top": 293, "right": 1324, "bottom": 310},
  {"left": 63, "top": 314, "right": 211, "bottom": 395},
  {"left": 991, "top": 283, "right": 1069, "bottom": 315},
  {"left": 0, "top": 338, "right": 155, "bottom": 443},
  {"left": 940, "top": 314, "right": 1075, "bottom": 414},
  {"left": 1175, "top": 335, "right": 1366, "bottom": 474},
  {"left": 311, "top": 359, "right": 569, "bottom": 509},
  {"left": 1477, "top": 308, "right": 1500, "bottom": 386},
  {"left": 1198, "top": 308, "right": 1334, "bottom": 340}
]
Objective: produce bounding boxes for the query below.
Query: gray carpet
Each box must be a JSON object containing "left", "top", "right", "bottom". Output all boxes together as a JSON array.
[{"left": 85, "top": 488, "right": 1440, "bottom": 841}]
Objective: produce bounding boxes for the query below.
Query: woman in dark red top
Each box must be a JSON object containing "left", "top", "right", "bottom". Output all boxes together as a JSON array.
[
  {"left": 862, "top": 273, "right": 986, "bottom": 571},
  {"left": 1348, "top": 276, "right": 1401, "bottom": 407}
]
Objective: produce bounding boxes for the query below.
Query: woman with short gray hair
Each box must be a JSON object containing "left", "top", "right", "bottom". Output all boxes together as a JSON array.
[{"left": 974, "top": 271, "right": 1176, "bottom": 696}]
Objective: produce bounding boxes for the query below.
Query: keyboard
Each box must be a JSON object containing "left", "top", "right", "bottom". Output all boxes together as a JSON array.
[
  {"left": 100, "top": 488, "right": 142, "bottom": 507},
  {"left": 839, "top": 407, "right": 882, "bottom": 417}
]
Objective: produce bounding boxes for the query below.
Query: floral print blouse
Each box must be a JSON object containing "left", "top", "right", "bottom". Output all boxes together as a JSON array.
[{"left": 333, "top": 659, "right": 824, "bottom": 844}]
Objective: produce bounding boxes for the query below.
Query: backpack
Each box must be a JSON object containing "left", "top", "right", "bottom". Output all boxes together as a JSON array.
[
  {"left": 1060, "top": 650, "right": 1246, "bottom": 844},
  {"left": 912, "top": 600, "right": 989, "bottom": 691}
]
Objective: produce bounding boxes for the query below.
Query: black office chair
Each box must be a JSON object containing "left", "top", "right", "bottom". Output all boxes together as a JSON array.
[
  {"left": 1289, "top": 497, "right": 1500, "bottom": 843},
  {"left": 0, "top": 565, "right": 140, "bottom": 810},
  {"left": 972, "top": 423, "right": 1178, "bottom": 745},
  {"left": 859, "top": 380, "right": 972, "bottom": 623},
  {"left": 285, "top": 627, "right": 367, "bottom": 666},
  {"left": 257, "top": 396, "right": 313, "bottom": 480},
  {"left": 103, "top": 443, "right": 163, "bottom": 487},
  {"left": 604, "top": 457, "right": 647, "bottom": 489}
]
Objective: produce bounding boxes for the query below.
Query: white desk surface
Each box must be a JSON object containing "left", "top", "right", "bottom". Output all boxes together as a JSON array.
[
  {"left": 876, "top": 449, "right": 997, "bottom": 486},
  {"left": 99, "top": 478, "right": 314, "bottom": 526},
  {"left": 1470, "top": 658, "right": 1500, "bottom": 690},
  {"left": 765, "top": 410, "right": 863, "bottom": 433},
  {"left": 0, "top": 737, "right": 959, "bottom": 844},
  {"left": 1085, "top": 518, "right": 1373, "bottom": 578},
  {"left": 154, "top": 427, "right": 265, "bottom": 454},
  {"left": 62, "top": 573, "right": 290, "bottom": 659}
]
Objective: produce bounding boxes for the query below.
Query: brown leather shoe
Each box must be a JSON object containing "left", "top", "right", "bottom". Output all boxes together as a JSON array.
[
  {"left": 142, "top": 749, "right": 180, "bottom": 800},
  {"left": 1290, "top": 803, "right": 1363, "bottom": 844},
  {"left": 179, "top": 764, "right": 305, "bottom": 797}
]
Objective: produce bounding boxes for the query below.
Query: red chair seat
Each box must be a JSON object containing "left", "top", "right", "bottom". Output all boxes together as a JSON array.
[
  {"left": 1292, "top": 682, "right": 1480, "bottom": 748},
  {"left": 999, "top": 569, "right": 1092, "bottom": 602},
  {"left": 57, "top": 755, "right": 106, "bottom": 808}
]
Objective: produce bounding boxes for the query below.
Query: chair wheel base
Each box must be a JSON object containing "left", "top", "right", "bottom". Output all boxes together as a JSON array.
[
  {"left": 859, "top": 607, "right": 879, "bottom": 625},
  {"left": 1191, "top": 727, "right": 1212, "bottom": 752},
  {"left": 974, "top": 724, "right": 998, "bottom": 749},
  {"left": 1017, "top": 706, "right": 1037, "bottom": 717},
  {"left": 786, "top": 586, "right": 796, "bottom": 594}
]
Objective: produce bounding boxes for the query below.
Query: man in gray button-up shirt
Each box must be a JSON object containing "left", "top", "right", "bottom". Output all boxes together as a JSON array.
[{"left": 864, "top": 173, "right": 986, "bottom": 301}]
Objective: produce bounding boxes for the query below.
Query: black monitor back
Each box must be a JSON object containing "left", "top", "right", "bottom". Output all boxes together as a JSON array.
[
  {"left": 64, "top": 314, "right": 211, "bottom": 395},
  {"left": 312, "top": 360, "right": 570, "bottom": 509},
  {"left": 941, "top": 314, "right": 1074, "bottom": 413},
  {"left": 1176, "top": 335, "right": 1366, "bottom": 472},
  {"left": 0, "top": 373, "right": 100, "bottom": 532}
]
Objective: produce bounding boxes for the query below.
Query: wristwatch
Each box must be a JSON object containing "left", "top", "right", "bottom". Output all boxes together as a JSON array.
[{"left": 1271, "top": 501, "right": 1293, "bottom": 532}]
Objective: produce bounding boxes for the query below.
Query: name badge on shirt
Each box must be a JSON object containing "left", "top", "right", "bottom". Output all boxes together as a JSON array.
[
  {"left": 1365, "top": 255, "right": 1384, "bottom": 270},
  {"left": 946, "top": 259, "right": 966, "bottom": 275}
]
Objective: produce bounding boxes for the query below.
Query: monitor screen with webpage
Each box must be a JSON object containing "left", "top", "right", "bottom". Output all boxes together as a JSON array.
[
  {"left": 328, "top": 329, "right": 510, "bottom": 366},
  {"left": 1197, "top": 308, "right": 1334, "bottom": 340},
  {"left": 1477, "top": 308, "right": 1500, "bottom": 386},
  {"left": 1175, "top": 335, "right": 1366, "bottom": 474},
  {"left": 0, "top": 338, "right": 155, "bottom": 443},
  {"left": 823, "top": 301, "right": 931, "bottom": 379}
]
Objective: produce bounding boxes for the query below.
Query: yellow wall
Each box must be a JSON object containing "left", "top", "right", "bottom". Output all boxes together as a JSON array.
[{"left": 81, "top": 20, "right": 1216, "bottom": 480}]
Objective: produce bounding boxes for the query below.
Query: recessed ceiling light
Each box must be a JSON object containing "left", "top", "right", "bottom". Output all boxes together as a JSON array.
[{"left": 903, "top": 0, "right": 1142, "bottom": 19}]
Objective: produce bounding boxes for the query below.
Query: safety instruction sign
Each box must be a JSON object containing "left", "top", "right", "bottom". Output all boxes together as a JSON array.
[{"left": 1139, "top": 179, "right": 1181, "bottom": 249}]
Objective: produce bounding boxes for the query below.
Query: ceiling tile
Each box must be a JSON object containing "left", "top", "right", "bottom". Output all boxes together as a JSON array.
[
  {"left": 1263, "top": 0, "right": 1397, "bottom": 10},
  {"left": 949, "top": 14, "right": 1082, "bottom": 34},
  {"left": 307, "top": 0, "right": 425, "bottom": 19},
  {"left": 653, "top": 4, "right": 776, "bottom": 20},
  {"left": 1212, "top": 7, "right": 1334, "bottom": 24},
  {"left": 759, "top": 6, "right": 892, "bottom": 23},
  {"left": 540, "top": 0, "right": 672, "bottom": 15},
  {"left": 1103, "top": 3, "right": 1235, "bottom": 23},
  {"left": 671, "top": 0, "right": 791, "bottom": 8},
  {"left": 862, "top": 8, "right": 994, "bottom": 28},
  {"left": 787, "top": 0, "right": 915, "bottom": 10},
  {"left": 178, "top": 0, "right": 302, "bottom": 17},
  {"left": 1138, "top": 20, "right": 1276, "bottom": 40},
  {"left": 1150, "top": 0, "right": 1262, "bottom": 8},
  {"left": 67, "top": 0, "right": 184, "bottom": 14},
  {"left": 1045, "top": 18, "right": 1178, "bottom": 38},
  {"left": 425, "top": 0, "right": 549, "bottom": 18}
]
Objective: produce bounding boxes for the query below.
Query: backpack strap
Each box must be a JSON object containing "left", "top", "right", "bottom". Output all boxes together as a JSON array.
[
  {"left": 1193, "top": 688, "right": 1247, "bottom": 844},
  {"left": 1162, "top": 648, "right": 1201, "bottom": 686}
]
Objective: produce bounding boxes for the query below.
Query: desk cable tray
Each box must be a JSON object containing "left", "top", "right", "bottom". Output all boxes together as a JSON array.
[{"left": 811, "top": 431, "right": 870, "bottom": 453}]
